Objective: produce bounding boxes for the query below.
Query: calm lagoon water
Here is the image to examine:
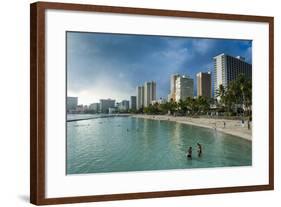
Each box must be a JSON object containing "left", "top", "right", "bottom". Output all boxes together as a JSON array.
[{"left": 66, "top": 115, "right": 252, "bottom": 174}]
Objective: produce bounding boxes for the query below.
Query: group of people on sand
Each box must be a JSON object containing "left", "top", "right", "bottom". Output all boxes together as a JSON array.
[{"left": 186, "top": 143, "right": 202, "bottom": 159}]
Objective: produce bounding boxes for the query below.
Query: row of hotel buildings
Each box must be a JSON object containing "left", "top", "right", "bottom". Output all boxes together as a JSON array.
[
  {"left": 168, "top": 71, "right": 212, "bottom": 101},
  {"left": 67, "top": 97, "right": 137, "bottom": 114},
  {"left": 67, "top": 53, "right": 252, "bottom": 113},
  {"left": 167, "top": 53, "right": 251, "bottom": 103}
]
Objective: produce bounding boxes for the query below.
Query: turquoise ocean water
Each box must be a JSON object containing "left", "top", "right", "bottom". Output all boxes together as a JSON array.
[{"left": 66, "top": 115, "right": 252, "bottom": 174}]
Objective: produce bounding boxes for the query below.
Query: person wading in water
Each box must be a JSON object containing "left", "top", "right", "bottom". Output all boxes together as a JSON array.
[
  {"left": 197, "top": 143, "right": 202, "bottom": 157},
  {"left": 187, "top": 147, "right": 192, "bottom": 159}
]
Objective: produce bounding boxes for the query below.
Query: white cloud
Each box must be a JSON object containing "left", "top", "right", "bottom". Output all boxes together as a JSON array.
[
  {"left": 68, "top": 73, "right": 135, "bottom": 105},
  {"left": 191, "top": 39, "right": 215, "bottom": 55},
  {"left": 161, "top": 48, "right": 190, "bottom": 63},
  {"left": 163, "top": 38, "right": 188, "bottom": 49},
  {"left": 244, "top": 46, "right": 252, "bottom": 63}
]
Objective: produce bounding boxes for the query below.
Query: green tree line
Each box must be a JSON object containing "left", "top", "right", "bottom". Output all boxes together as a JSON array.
[{"left": 139, "top": 74, "right": 252, "bottom": 117}]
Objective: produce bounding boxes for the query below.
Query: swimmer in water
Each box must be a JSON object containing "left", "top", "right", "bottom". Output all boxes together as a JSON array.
[
  {"left": 197, "top": 143, "right": 202, "bottom": 157},
  {"left": 187, "top": 147, "right": 192, "bottom": 159}
]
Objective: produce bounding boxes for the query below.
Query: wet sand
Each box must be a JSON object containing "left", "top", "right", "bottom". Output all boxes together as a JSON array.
[{"left": 132, "top": 114, "right": 252, "bottom": 141}]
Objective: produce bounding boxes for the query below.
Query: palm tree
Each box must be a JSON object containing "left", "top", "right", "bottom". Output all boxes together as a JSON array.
[
  {"left": 226, "top": 74, "right": 252, "bottom": 117},
  {"left": 238, "top": 75, "right": 252, "bottom": 115},
  {"left": 228, "top": 74, "right": 252, "bottom": 115},
  {"left": 185, "top": 97, "right": 193, "bottom": 114},
  {"left": 167, "top": 98, "right": 178, "bottom": 115},
  {"left": 144, "top": 103, "right": 160, "bottom": 114},
  {"left": 178, "top": 99, "right": 187, "bottom": 114},
  {"left": 159, "top": 102, "right": 169, "bottom": 114},
  {"left": 224, "top": 82, "right": 237, "bottom": 114},
  {"left": 197, "top": 96, "right": 209, "bottom": 114},
  {"left": 234, "top": 74, "right": 252, "bottom": 127},
  {"left": 216, "top": 84, "right": 226, "bottom": 104}
]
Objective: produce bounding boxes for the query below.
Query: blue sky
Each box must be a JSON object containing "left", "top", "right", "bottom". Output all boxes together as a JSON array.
[{"left": 67, "top": 32, "right": 252, "bottom": 105}]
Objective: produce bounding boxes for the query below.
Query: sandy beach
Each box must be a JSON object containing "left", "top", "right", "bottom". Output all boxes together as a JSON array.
[{"left": 132, "top": 114, "right": 252, "bottom": 141}]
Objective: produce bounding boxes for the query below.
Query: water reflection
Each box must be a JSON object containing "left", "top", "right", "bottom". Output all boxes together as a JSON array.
[{"left": 67, "top": 116, "right": 252, "bottom": 174}]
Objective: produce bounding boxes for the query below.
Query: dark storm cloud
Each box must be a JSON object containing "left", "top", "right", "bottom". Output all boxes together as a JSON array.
[{"left": 67, "top": 32, "right": 252, "bottom": 104}]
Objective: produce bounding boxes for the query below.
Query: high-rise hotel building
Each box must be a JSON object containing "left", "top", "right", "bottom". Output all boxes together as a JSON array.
[
  {"left": 213, "top": 53, "right": 252, "bottom": 93},
  {"left": 130, "top": 96, "right": 137, "bottom": 111},
  {"left": 196, "top": 72, "right": 212, "bottom": 98},
  {"left": 66, "top": 96, "right": 78, "bottom": 112},
  {"left": 175, "top": 75, "right": 194, "bottom": 102},
  {"left": 136, "top": 81, "right": 156, "bottom": 109},
  {"left": 144, "top": 81, "right": 156, "bottom": 107},
  {"left": 168, "top": 74, "right": 180, "bottom": 101},
  {"left": 100, "top": 99, "right": 115, "bottom": 113},
  {"left": 136, "top": 86, "right": 144, "bottom": 110}
]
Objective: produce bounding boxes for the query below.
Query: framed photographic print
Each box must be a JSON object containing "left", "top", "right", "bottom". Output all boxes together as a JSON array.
[{"left": 30, "top": 1, "right": 274, "bottom": 205}]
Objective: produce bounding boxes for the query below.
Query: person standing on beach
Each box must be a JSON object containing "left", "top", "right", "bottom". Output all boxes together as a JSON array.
[
  {"left": 197, "top": 143, "right": 202, "bottom": 157},
  {"left": 241, "top": 119, "right": 245, "bottom": 127},
  {"left": 187, "top": 147, "right": 192, "bottom": 159},
  {"left": 223, "top": 121, "right": 226, "bottom": 128}
]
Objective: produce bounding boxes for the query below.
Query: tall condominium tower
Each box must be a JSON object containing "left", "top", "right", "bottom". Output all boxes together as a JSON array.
[
  {"left": 144, "top": 81, "right": 156, "bottom": 107},
  {"left": 175, "top": 75, "right": 194, "bottom": 102},
  {"left": 130, "top": 96, "right": 137, "bottom": 111},
  {"left": 196, "top": 72, "right": 212, "bottom": 98},
  {"left": 136, "top": 86, "right": 144, "bottom": 110},
  {"left": 213, "top": 53, "right": 252, "bottom": 93},
  {"left": 168, "top": 74, "right": 180, "bottom": 101}
]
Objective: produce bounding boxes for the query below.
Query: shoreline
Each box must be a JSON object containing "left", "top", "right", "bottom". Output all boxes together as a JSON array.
[{"left": 131, "top": 114, "right": 252, "bottom": 141}]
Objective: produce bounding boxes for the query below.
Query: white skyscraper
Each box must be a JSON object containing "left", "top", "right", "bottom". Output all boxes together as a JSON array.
[
  {"left": 144, "top": 81, "right": 156, "bottom": 107},
  {"left": 136, "top": 86, "right": 144, "bottom": 110},
  {"left": 175, "top": 75, "right": 194, "bottom": 102},
  {"left": 213, "top": 53, "right": 252, "bottom": 95}
]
